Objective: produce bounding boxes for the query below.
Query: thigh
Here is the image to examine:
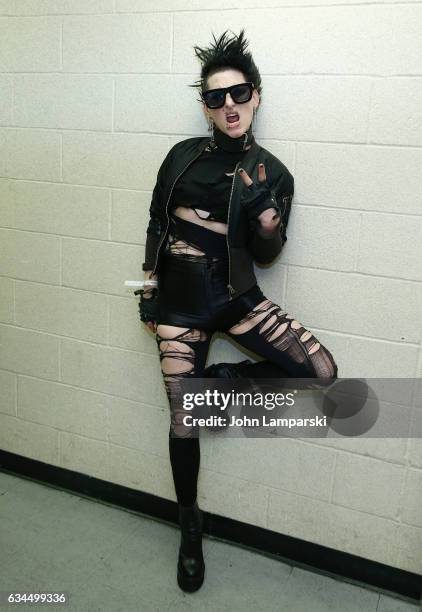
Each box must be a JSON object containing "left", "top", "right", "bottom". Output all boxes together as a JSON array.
[
  {"left": 226, "top": 298, "right": 338, "bottom": 381},
  {"left": 156, "top": 324, "right": 212, "bottom": 437}
]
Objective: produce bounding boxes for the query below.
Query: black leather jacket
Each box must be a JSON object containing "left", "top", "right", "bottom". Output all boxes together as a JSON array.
[{"left": 142, "top": 134, "right": 294, "bottom": 301}]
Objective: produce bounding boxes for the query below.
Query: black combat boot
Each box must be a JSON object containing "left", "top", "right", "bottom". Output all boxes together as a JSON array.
[
  {"left": 203, "top": 359, "right": 252, "bottom": 379},
  {"left": 177, "top": 500, "right": 205, "bottom": 592}
]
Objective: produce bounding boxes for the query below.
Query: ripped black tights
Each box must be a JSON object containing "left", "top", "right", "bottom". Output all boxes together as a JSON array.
[
  {"left": 157, "top": 297, "right": 338, "bottom": 506},
  {"left": 156, "top": 216, "right": 338, "bottom": 506}
]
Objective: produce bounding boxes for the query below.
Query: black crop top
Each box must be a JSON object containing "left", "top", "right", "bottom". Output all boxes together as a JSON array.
[{"left": 169, "top": 124, "right": 255, "bottom": 224}]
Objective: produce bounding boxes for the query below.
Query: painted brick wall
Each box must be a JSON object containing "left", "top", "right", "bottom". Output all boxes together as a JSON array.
[{"left": 0, "top": 0, "right": 421, "bottom": 575}]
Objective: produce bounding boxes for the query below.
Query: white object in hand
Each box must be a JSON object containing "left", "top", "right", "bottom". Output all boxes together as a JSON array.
[{"left": 124, "top": 280, "right": 158, "bottom": 288}]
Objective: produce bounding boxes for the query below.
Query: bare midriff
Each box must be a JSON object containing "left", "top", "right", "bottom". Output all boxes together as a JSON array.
[
  {"left": 173, "top": 206, "right": 227, "bottom": 234},
  {"left": 167, "top": 205, "right": 228, "bottom": 257}
]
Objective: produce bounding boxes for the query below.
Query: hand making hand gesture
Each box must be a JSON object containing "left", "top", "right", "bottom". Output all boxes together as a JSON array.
[{"left": 237, "top": 163, "right": 281, "bottom": 222}]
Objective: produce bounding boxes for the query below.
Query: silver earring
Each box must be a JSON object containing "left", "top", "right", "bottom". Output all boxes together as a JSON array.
[
  {"left": 208, "top": 118, "right": 216, "bottom": 145},
  {"left": 252, "top": 107, "right": 257, "bottom": 133}
]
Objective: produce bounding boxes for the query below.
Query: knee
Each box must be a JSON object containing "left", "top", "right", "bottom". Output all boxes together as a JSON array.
[
  {"left": 329, "top": 351, "right": 339, "bottom": 381},
  {"left": 318, "top": 359, "right": 338, "bottom": 386},
  {"left": 333, "top": 361, "right": 338, "bottom": 380}
]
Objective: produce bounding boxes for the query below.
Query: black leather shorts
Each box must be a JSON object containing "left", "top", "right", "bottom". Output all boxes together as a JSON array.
[{"left": 158, "top": 252, "right": 266, "bottom": 332}]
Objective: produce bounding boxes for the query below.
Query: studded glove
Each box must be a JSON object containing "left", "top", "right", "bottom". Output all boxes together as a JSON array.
[
  {"left": 135, "top": 287, "right": 159, "bottom": 325},
  {"left": 240, "top": 178, "right": 282, "bottom": 222}
]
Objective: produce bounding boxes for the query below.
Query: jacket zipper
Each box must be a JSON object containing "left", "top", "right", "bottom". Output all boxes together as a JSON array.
[
  {"left": 151, "top": 148, "right": 205, "bottom": 277},
  {"left": 226, "top": 160, "right": 241, "bottom": 300},
  {"left": 226, "top": 134, "right": 248, "bottom": 298}
]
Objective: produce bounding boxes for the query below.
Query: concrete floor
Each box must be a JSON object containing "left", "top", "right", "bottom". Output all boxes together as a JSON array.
[{"left": 0, "top": 470, "right": 419, "bottom": 612}]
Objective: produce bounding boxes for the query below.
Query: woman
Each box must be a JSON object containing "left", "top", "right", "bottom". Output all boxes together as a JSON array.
[{"left": 138, "top": 29, "right": 338, "bottom": 593}]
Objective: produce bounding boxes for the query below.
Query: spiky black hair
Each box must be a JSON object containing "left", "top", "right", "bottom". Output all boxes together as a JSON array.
[{"left": 189, "top": 28, "right": 262, "bottom": 103}]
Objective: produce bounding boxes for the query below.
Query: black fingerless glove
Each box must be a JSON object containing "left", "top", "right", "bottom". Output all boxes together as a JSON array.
[
  {"left": 135, "top": 287, "right": 159, "bottom": 325},
  {"left": 240, "top": 179, "right": 282, "bottom": 221}
]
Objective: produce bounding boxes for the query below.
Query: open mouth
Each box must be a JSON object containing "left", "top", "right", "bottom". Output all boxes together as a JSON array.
[{"left": 226, "top": 113, "right": 240, "bottom": 125}]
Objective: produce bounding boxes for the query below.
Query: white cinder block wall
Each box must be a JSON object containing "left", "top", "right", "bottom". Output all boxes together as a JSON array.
[{"left": 0, "top": 0, "right": 421, "bottom": 576}]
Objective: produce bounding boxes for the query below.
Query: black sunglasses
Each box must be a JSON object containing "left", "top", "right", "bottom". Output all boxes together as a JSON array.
[{"left": 201, "top": 82, "right": 255, "bottom": 109}]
